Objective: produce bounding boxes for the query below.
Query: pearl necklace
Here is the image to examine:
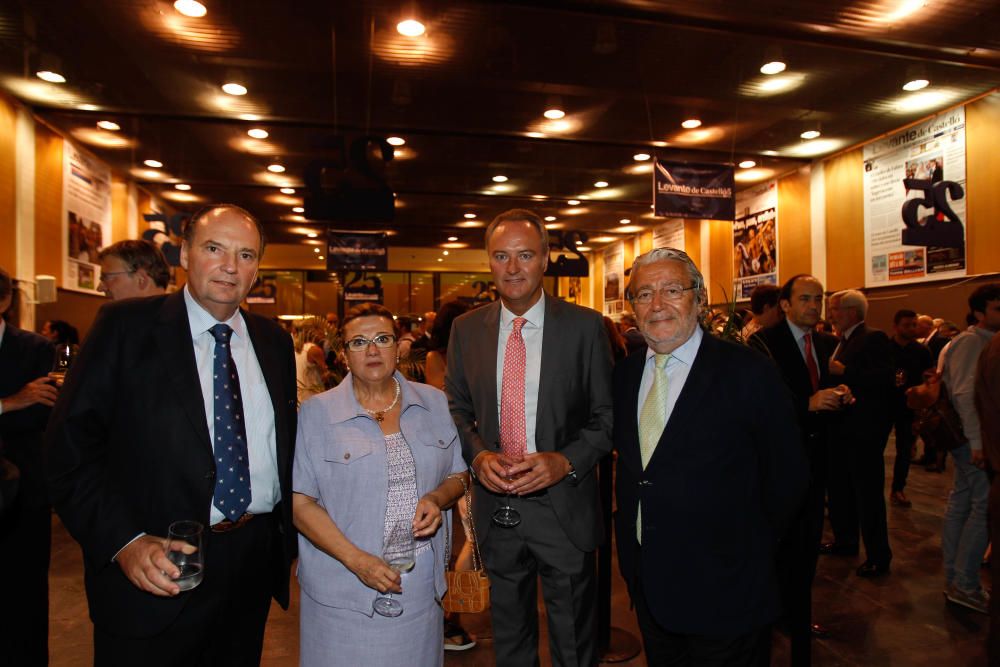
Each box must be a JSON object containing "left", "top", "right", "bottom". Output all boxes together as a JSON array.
[{"left": 360, "top": 377, "right": 400, "bottom": 423}]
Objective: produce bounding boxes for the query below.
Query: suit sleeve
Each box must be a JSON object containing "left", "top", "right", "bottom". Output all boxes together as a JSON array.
[
  {"left": 843, "top": 330, "right": 894, "bottom": 395},
  {"left": 45, "top": 306, "right": 144, "bottom": 569},
  {"left": 445, "top": 318, "right": 488, "bottom": 467}
]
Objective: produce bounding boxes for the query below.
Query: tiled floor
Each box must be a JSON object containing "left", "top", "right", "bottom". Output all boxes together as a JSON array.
[{"left": 49, "top": 445, "right": 990, "bottom": 666}]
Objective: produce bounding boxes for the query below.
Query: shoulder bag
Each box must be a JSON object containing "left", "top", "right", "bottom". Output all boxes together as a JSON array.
[{"left": 441, "top": 474, "right": 491, "bottom": 614}]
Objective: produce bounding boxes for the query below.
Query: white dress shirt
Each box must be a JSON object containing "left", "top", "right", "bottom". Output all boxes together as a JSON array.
[
  {"left": 636, "top": 325, "right": 703, "bottom": 428},
  {"left": 496, "top": 293, "right": 545, "bottom": 454},
  {"left": 184, "top": 286, "right": 280, "bottom": 524}
]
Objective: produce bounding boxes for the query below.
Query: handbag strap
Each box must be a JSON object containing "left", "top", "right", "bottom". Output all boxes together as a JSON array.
[{"left": 445, "top": 473, "right": 484, "bottom": 573}]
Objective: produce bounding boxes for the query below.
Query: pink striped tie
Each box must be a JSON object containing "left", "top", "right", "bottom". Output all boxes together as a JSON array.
[{"left": 500, "top": 317, "right": 527, "bottom": 460}]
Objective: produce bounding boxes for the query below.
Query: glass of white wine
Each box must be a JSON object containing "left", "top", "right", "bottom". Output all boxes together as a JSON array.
[
  {"left": 373, "top": 521, "right": 415, "bottom": 617},
  {"left": 49, "top": 343, "right": 78, "bottom": 387},
  {"left": 166, "top": 520, "right": 204, "bottom": 591}
]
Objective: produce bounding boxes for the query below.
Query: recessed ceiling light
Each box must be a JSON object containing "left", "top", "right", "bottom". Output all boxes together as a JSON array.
[
  {"left": 568, "top": 200, "right": 580, "bottom": 206},
  {"left": 318, "top": 256, "right": 324, "bottom": 260},
  {"left": 544, "top": 216, "right": 556, "bottom": 222},
  {"left": 76, "top": 103, "right": 99, "bottom": 111},
  {"left": 292, "top": 206, "right": 304, "bottom": 213},
  {"left": 386, "top": 136, "right": 406, "bottom": 146},
  {"left": 267, "top": 163, "right": 286, "bottom": 173},
  {"left": 594, "top": 181, "right": 608, "bottom": 188},
  {"left": 222, "top": 82, "right": 248, "bottom": 96},
  {"left": 280, "top": 187, "right": 295, "bottom": 195},
  {"left": 543, "top": 109, "right": 565, "bottom": 120},
  {"left": 760, "top": 61, "right": 787, "bottom": 75},
  {"left": 525, "top": 132, "right": 545, "bottom": 138},
  {"left": 239, "top": 113, "right": 260, "bottom": 121},
  {"left": 681, "top": 118, "right": 702, "bottom": 129},
  {"left": 175, "top": 183, "right": 191, "bottom": 191},
  {"left": 903, "top": 79, "right": 929, "bottom": 92},
  {"left": 397, "top": 19, "right": 426, "bottom": 37},
  {"left": 437, "top": 257, "right": 443, "bottom": 262},
  {"left": 619, "top": 218, "right": 631, "bottom": 224},
  {"left": 247, "top": 128, "right": 269, "bottom": 139},
  {"left": 575, "top": 240, "right": 583, "bottom": 245},
  {"left": 97, "top": 120, "right": 120, "bottom": 131},
  {"left": 36, "top": 70, "right": 66, "bottom": 84},
  {"left": 652, "top": 140, "right": 668, "bottom": 147},
  {"left": 447, "top": 236, "right": 458, "bottom": 242},
  {"left": 761, "top": 150, "right": 779, "bottom": 156},
  {"left": 492, "top": 175, "right": 508, "bottom": 183},
  {"left": 443, "top": 250, "right": 450, "bottom": 256},
  {"left": 143, "top": 159, "right": 163, "bottom": 168},
  {"left": 800, "top": 130, "right": 821, "bottom": 140},
  {"left": 463, "top": 213, "right": 476, "bottom": 219},
  {"left": 307, "top": 233, "right": 318, "bottom": 238},
  {"left": 633, "top": 153, "right": 651, "bottom": 162},
  {"left": 739, "top": 160, "right": 757, "bottom": 169},
  {"left": 174, "top": 0, "right": 207, "bottom": 17}
]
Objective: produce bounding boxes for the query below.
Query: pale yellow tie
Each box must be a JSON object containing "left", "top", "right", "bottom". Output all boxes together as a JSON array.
[{"left": 637, "top": 353, "right": 669, "bottom": 544}]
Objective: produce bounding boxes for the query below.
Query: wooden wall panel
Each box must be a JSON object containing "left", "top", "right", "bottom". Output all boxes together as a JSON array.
[
  {"left": 34, "top": 126, "right": 63, "bottom": 281},
  {"left": 0, "top": 95, "right": 16, "bottom": 272},
  {"left": 708, "top": 219, "right": 734, "bottom": 304},
  {"left": 111, "top": 178, "right": 129, "bottom": 243},
  {"left": 965, "top": 93, "right": 1000, "bottom": 276},
  {"left": 777, "top": 167, "right": 812, "bottom": 283},
  {"left": 684, "top": 219, "right": 701, "bottom": 269},
  {"left": 823, "top": 148, "right": 865, "bottom": 291}
]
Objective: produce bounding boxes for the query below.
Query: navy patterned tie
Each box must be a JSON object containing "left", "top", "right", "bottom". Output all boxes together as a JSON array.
[{"left": 209, "top": 324, "right": 251, "bottom": 521}]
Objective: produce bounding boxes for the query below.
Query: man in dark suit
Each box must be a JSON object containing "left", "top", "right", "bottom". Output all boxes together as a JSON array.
[
  {"left": 823, "top": 289, "right": 895, "bottom": 576},
  {"left": 446, "top": 208, "right": 613, "bottom": 666},
  {"left": 47, "top": 205, "right": 298, "bottom": 666},
  {"left": 614, "top": 248, "right": 807, "bottom": 665},
  {"left": 0, "top": 266, "right": 57, "bottom": 665},
  {"left": 750, "top": 274, "right": 853, "bottom": 666}
]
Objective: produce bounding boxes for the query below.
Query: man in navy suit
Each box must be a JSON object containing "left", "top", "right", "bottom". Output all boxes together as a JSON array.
[{"left": 614, "top": 248, "right": 807, "bottom": 665}]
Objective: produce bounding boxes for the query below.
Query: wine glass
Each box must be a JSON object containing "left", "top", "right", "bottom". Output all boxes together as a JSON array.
[
  {"left": 49, "top": 343, "right": 78, "bottom": 387},
  {"left": 165, "top": 520, "right": 204, "bottom": 591},
  {"left": 492, "top": 456, "right": 523, "bottom": 528},
  {"left": 373, "top": 521, "right": 415, "bottom": 617}
]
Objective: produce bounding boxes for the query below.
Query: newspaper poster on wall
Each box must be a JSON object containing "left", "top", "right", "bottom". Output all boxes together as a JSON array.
[
  {"left": 733, "top": 180, "right": 778, "bottom": 300},
  {"left": 652, "top": 219, "right": 686, "bottom": 251},
  {"left": 62, "top": 142, "right": 113, "bottom": 293},
  {"left": 863, "top": 106, "right": 967, "bottom": 287},
  {"left": 603, "top": 241, "right": 625, "bottom": 316},
  {"left": 654, "top": 159, "right": 735, "bottom": 221}
]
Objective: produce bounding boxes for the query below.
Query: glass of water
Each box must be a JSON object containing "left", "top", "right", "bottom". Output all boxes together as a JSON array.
[
  {"left": 166, "top": 520, "right": 204, "bottom": 591},
  {"left": 373, "top": 521, "right": 415, "bottom": 617}
]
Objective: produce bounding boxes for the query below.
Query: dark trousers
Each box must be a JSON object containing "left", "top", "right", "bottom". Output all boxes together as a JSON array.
[
  {"left": 0, "top": 499, "right": 51, "bottom": 666},
  {"left": 633, "top": 578, "right": 770, "bottom": 667},
  {"left": 94, "top": 513, "right": 278, "bottom": 667},
  {"left": 827, "top": 423, "right": 893, "bottom": 565},
  {"left": 480, "top": 493, "right": 597, "bottom": 667},
  {"left": 989, "top": 474, "right": 1000, "bottom": 664},
  {"left": 891, "top": 406, "right": 916, "bottom": 493},
  {"left": 777, "top": 440, "right": 827, "bottom": 667}
]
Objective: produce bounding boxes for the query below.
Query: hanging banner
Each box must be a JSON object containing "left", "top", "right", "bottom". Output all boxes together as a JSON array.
[
  {"left": 653, "top": 159, "right": 735, "bottom": 221},
  {"left": 733, "top": 181, "right": 779, "bottom": 300},
  {"left": 603, "top": 241, "right": 625, "bottom": 316},
  {"left": 652, "top": 219, "right": 686, "bottom": 250},
  {"left": 863, "top": 106, "right": 967, "bottom": 287},
  {"left": 326, "top": 231, "right": 388, "bottom": 271},
  {"left": 63, "top": 142, "right": 113, "bottom": 293}
]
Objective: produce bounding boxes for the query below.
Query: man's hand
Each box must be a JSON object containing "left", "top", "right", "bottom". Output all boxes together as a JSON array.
[
  {"left": 115, "top": 535, "right": 196, "bottom": 597},
  {"left": 506, "top": 452, "right": 572, "bottom": 496},
  {"left": 828, "top": 359, "right": 846, "bottom": 376},
  {"left": 472, "top": 451, "right": 516, "bottom": 494},
  {"left": 809, "top": 384, "right": 855, "bottom": 411},
  {"left": 2, "top": 376, "right": 58, "bottom": 412}
]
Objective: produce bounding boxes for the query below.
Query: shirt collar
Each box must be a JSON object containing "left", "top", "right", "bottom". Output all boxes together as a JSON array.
[
  {"left": 500, "top": 291, "right": 545, "bottom": 330},
  {"left": 183, "top": 284, "right": 246, "bottom": 341},
  {"left": 645, "top": 324, "right": 703, "bottom": 367},
  {"left": 325, "top": 370, "right": 428, "bottom": 425},
  {"left": 842, "top": 321, "right": 863, "bottom": 340},
  {"left": 786, "top": 318, "right": 812, "bottom": 344}
]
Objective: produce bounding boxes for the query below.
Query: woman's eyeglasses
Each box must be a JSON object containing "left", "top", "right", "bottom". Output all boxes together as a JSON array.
[{"left": 345, "top": 334, "right": 397, "bottom": 351}]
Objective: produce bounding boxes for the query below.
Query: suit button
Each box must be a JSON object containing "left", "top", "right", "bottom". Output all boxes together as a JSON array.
[
  {"left": 438, "top": 439, "right": 445, "bottom": 445},
  {"left": 344, "top": 452, "right": 351, "bottom": 460}
]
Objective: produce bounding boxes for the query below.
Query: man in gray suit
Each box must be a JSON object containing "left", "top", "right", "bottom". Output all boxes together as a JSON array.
[{"left": 446, "top": 208, "right": 614, "bottom": 666}]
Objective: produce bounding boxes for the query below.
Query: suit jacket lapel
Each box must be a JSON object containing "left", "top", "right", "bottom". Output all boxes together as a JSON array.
[
  {"left": 479, "top": 303, "right": 501, "bottom": 445},
  {"left": 534, "top": 296, "right": 559, "bottom": 450},
  {"left": 618, "top": 350, "right": 646, "bottom": 476},
  {"left": 154, "top": 291, "right": 212, "bottom": 453},
  {"left": 244, "top": 312, "right": 290, "bottom": 473}
]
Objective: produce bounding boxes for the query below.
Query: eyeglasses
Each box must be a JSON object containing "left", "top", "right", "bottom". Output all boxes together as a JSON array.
[
  {"left": 630, "top": 285, "right": 698, "bottom": 305},
  {"left": 345, "top": 334, "right": 397, "bottom": 351}
]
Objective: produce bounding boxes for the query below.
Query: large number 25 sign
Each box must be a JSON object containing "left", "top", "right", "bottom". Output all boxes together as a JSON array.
[{"left": 899, "top": 178, "right": 965, "bottom": 249}]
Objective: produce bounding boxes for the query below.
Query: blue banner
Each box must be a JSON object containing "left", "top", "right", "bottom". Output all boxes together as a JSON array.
[{"left": 653, "top": 159, "right": 735, "bottom": 221}]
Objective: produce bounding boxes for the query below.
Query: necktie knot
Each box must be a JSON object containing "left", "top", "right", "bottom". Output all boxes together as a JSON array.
[
  {"left": 209, "top": 323, "right": 233, "bottom": 344},
  {"left": 654, "top": 353, "right": 670, "bottom": 371},
  {"left": 512, "top": 317, "right": 527, "bottom": 334}
]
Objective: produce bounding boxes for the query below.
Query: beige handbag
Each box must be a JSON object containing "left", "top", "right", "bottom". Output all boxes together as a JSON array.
[{"left": 441, "top": 474, "right": 491, "bottom": 614}]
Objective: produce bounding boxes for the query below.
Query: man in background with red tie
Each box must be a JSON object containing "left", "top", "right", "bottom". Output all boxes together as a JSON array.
[
  {"left": 751, "top": 274, "right": 851, "bottom": 666},
  {"left": 446, "top": 208, "right": 614, "bottom": 666}
]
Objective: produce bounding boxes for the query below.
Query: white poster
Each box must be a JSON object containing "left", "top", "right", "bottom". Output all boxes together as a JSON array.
[
  {"left": 652, "top": 219, "right": 686, "bottom": 251},
  {"left": 603, "top": 241, "right": 625, "bottom": 316},
  {"left": 863, "top": 107, "right": 967, "bottom": 287},
  {"left": 733, "top": 180, "right": 778, "bottom": 301},
  {"left": 62, "top": 142, "right": 113, "bottom": 293}
]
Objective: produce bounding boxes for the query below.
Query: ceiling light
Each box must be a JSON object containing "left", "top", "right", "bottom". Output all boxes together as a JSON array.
[
  {"left": 594, "top": 181, "right": 608, "bottom": 188},
  {"left": 292, "top": 206, "right": 304, "bottom": 213},
  {"left": 544, "top": 109, "right": 565, "bottom": 120},
  {"left": 437, "top": 258, "right": 443, "bottom": 262},
  {"left": 463, "top": 213, "right": 476, "bottom": 219},
  {"left": 267, "top": 162, "right": 286, "bottom": 173},
  {"left": 544, "top": 216, "right": 556, "bottom": 222},
  {"left": 652, "top": 141, "right": 668, "bottom": 147},
  {"left": 97, "top": 120, "right": 120, "bottom": 131},
  {"left": 525, "top": 132, "right": 545, "bottom": 138},
  {"left": 36, "top": 70, "right": 66, "bottom": 84},
  {"left": 174, "top": 0, "right": 207, "bottom": 17},
  {"left": 386, "top": 136, "right": 406, "bottom": 146},
  {"left": 314, "top": 247, "right": 320, "bottom": 253},
  {"left": 760, "top": 61, "right": 786, "bottom": 75},
  {"left": 143, "top": 159, "right": 163, "bottom": 168},
  {"left": 800, "top": 129, "right": 821, "bottom": 140},
  {"left": 619, "top": 218, "right": 631, "bottom": 224},
  {"left": 633, "top": 153, "right": 651, "bottom": 161},
  {"left": 247, "top": 128, "right": 269, "bottom": 139},
  {"left": 447, "top": 236, "right": 458, "bottom": 242},
  {"left": 568, "top": 200, "right": 580, "bottom": 206},
  {"left": 280, "top": 187, "right": 295, "bottom": 194},
  {"left": 903, "top": 79, "right": 929, "bottom": 91},
  {"left": 222, "top": 82, "right": 248, "bottom": 96},
  {"left": 443, "top": 250, "right": 450, "bottom": 256},
  {"left": 318, "top": 256, "right": 324, "bottom": 260},
  {"left": 761, "top": 150, "right": 779, "bottom": 156},
  {"left": 681, "top": 118, "right": 702, "bottom": 129},
  {"left": 175, "top": 183, "right": 191, "bottom": 191},
  {"left": 307, "top": 233, "right": 318, "bottom": 238},
  {"left": 239, "top": 113, "right": 260, "bottom": 121},
  {"left": 397, "top": 19, "right": 426, "bottom": 37},
  {"left": 575, "top": 240, "right": 583, "bottom": 245},
  {"left": 76, "top": 104, "right": 98, "bottom": 111},
  {"left": 492, "top": 175, "right": 508, "bottom": 183},
  {"left": 738, "top": 160, "right": 757, "bottom": 169}
]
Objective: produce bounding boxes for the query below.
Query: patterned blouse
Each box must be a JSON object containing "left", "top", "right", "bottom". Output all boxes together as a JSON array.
[{"left": 382, "top": 432, "right": 431, "bottom": 560}]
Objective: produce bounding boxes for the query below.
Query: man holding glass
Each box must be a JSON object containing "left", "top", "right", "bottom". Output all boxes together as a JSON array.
[
  {"left": 446, "top": 209, "right": 614, "bottom": 666},
  {"left": 46, "top": 205, "right": 298, "bottom": 666},
  {"left": 613, "top": 248, "right": 806, "bottom": 665}
]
